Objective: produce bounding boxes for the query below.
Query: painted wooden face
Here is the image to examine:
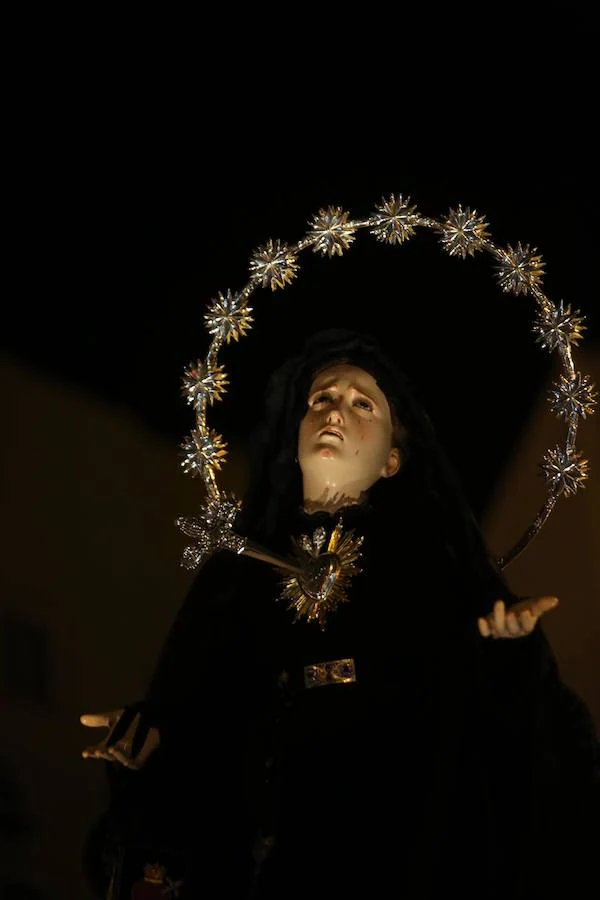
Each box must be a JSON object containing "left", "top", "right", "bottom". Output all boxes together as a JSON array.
[{"left": 298, "top": 363, "right": 401, "bottom": 493}]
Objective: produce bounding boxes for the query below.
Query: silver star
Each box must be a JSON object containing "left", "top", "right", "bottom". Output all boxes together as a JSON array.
[
  {"left": 309, "top": 206, "right": 356, "bottom": 257},
  {"left": 180, "top": 429, "right": 227, "bottom": 477},
  {"left": 370, "top": 194, "right": 419, "bottom": 245},
  {"left": 204, "top": 289, "right": 254, "bottom": 344},
  {"left": 496, "top": 242, "right": 545, "bottom": 295},
  {"left": 438, "top": 205, "right": 490, "bottom": 258},
  {"left": 541, "top": 447, "right": 589, "bottom": 496},
  {"left": 249, "top": 239, "right": 299, "bottom": 291},
  {"left": 548, "top": 373, "right": 597, "bottom": 420},
  {"left": 533, "top": 301, "right": 587, "bottom": 352},
  {"left": 181, "top": 361, "right": 228, "bottom": 408}
]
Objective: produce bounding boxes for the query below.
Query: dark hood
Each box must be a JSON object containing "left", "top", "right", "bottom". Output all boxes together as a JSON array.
[{"left": 237, "top": 328, "right": 514, "bottom": 619}]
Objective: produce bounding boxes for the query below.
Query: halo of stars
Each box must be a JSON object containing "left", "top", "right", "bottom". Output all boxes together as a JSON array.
[{"left": 178, "top": 194, "right": 593, "bottom": 572}]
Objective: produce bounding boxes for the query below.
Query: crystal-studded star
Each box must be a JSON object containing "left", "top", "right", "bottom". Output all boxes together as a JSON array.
[
  {"left": 176, "top": 493, "right": 245, "bottom": 570},
  {"left": 541, "top": 447, "right": 589, "bottom": 496},
  {"left": 249, "top": 238, "right": 299, "bottom": 291},
  {"left": 438, "top": 205, "right": 490, "bottom": 258},
  {"left": 496, "top": 242, "right": 545, "bottom": 295},
  {"left": 181, "top": 361, "right": 228, "bottom": 409},
  {"left": 548, "top": 373, "right": 597, "bottom": 421},
  {"left": 533, "top": 301, "right": 587, "bottom": 352},
  {"left": 309, "top": 206, "right": 356, "bottom": 257},
  {"left": 370, "top": 194, "right": 419, "bottom": 245},
  {"left": 180, "top": 429, "right": 227, "bottom": 477},
  {"left": 204, "top": 289, "right": 254, "bottom": 344}
]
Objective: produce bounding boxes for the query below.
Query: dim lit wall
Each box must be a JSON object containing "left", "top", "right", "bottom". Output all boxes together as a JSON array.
[
  {"left": 0, "top": 357, "right": 247, "bottom": 898},
  {"left": 483, "top": 346, "right": 600, "bottom": 728}
]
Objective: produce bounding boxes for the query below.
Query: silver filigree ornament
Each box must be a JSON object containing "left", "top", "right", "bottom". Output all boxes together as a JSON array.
[
  {"left": 438, "top": 205, "right": 490, "bottom": 259},
  {"left": 204, "top": 289, "right": 254, "bottom": 344},
  {"left": 496, "top": 242, "right": 545, "bottom": 295},
  {"left": 548, "top": 373, "right": 597, "bottom": 421},
  {"left": 533, "top": 301, "right": 587, "bottom": 352},
  {"left": 370, "top": 194, "right": 419, "bottom": 245},
  {"left": 249, "top": 238, "right": 300, "bottom": 291},
  {"left": 541, "top": 447, "right": 590, "bottom": 497},
  {"left": 309, "top": 206, "right": 357, "bottom": 257},
  {"left": 177, "top": 494, "right": 245, "bottom": 570},
  {"left": 178, "top": 194, "right": 592, "bottom": 590},
  {"left": 311, "top": 526, "right": 327, "bottom": 554},
  {"left": 299, "top": 526, "right": 327, "bottom": 555}
]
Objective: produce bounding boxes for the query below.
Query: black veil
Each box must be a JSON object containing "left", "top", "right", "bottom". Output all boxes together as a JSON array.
[{"left": 237, "top": 328, "right": 514, "bottom": 618}]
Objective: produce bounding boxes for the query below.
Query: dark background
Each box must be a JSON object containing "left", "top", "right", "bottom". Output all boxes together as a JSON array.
[
  {"left": 1, "top": 58, "right": 597, "bottom": 898},
  {"left": 5, "top": 149, "right": 595, "bottom": 518}
]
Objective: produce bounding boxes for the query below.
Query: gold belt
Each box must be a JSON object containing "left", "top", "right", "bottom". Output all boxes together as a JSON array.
[{"left": 303, "top": 657, "right": 356, "bottom": 690}]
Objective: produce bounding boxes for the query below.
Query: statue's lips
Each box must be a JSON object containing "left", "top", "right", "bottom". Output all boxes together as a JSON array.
[{"left": 318, "top": 428, "right": 343, "bottom": 441}]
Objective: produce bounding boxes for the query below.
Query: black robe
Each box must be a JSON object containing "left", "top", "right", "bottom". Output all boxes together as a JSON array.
[
  {"left": 101, "top": 501, "right": 599, "bottom": 899},
  {"left": 89, "top": 329, "right": 599, "bottom": 898}
]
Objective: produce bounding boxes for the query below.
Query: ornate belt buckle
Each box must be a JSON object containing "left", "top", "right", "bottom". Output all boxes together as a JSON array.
[{"left": 303, "top": 657, "right": 356, "bottom": 689}]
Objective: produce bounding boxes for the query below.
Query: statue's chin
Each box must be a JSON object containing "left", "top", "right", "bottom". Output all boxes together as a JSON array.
[{"left": 302, "top": 489, "right": 369, "bottom": 515}]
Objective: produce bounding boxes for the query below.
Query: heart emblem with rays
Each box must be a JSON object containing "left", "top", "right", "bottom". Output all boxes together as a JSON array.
[{"left": 279, "top": 519, "right": 364, "bottom": 629}]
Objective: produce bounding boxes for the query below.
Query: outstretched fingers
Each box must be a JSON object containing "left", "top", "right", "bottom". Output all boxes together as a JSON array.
[
  {"left": 478, "top": 616, "right": 491, "bottom": 637},
  {"left": 530, "top": 595, "right": 560, "bottom": 617},
  {"left": 492, "top": 600, "right": 507, "bottom": 637},
  {"left": 478, "top": 596, "right": 560, "bottom": 640},
  {"left": 80, "top": 711, "right": 118, "bottom": 728},
  {"left": 80, "top": 708, "right": 124, "bottom": 761},
  {"left": 517, "top": 608, "right": 536, "bottom": 634}
]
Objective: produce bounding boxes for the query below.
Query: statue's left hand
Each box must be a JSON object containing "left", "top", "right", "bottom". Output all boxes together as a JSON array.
[
  {"left": 478, "top": 596, "right": 559, "bottom": 639},
  {"left": 80, "top": 707, "right": 160, "bottom": 770}
]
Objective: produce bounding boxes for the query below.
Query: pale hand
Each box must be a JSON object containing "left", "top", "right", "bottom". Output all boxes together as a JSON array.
[
  {"left": 478, "top": 596, "right": 559, "bottom": 639},
  {"left": 80, "top": 708, "right": 160, "bottom": 770}
]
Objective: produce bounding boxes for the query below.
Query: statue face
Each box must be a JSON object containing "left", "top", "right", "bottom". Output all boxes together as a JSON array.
[{"left": 297, "top": 363, "right": 401, "bottom": 496}]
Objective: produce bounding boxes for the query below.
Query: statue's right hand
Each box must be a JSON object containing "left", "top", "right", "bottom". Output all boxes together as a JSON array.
[{"left": 80, "top": 707, "right": 160, "bottom": 770}]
